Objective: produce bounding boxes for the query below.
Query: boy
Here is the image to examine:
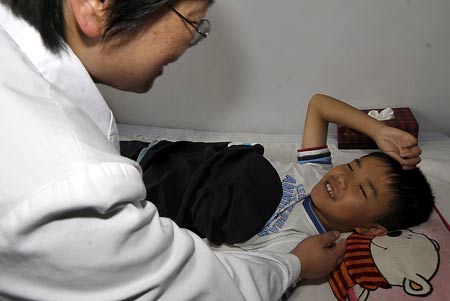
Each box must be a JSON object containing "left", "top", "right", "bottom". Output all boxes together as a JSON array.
[
  {"left": 121, "top": 94, "right": 434, "bottom": 252},
  {"left": 231, "top": 94, "right": 434, "bottom": 253}
]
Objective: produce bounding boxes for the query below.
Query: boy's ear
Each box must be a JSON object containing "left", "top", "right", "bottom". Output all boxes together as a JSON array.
[
  {"left": 354, "top": 225, "right": 388, "bottom": 237},
  {"left": 69, "top": 0, "right": 108, "bottom": 39}
]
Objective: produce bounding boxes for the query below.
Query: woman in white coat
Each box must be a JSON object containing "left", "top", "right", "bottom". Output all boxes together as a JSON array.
[{"left": 0, "top": 0, "right": 345, "bottom": 300}]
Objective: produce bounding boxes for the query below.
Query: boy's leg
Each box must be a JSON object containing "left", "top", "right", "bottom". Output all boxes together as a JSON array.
[
  {"left": 138, "top": 140, "right": 282, "bottom": 245},
  {"left": 120, "top": 140, "right": 151, "bottom": 161}
]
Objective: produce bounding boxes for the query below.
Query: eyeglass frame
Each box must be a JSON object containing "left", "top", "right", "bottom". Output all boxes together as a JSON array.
[{"left": 168, "top": 5, "right": 211, "bottom": 46}]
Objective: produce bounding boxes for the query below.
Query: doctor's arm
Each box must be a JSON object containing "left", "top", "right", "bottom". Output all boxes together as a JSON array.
[{"left": 0, "top": 162, "right": 301, "bottom": 301}]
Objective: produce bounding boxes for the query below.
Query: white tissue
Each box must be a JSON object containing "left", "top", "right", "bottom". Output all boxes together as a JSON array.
[{"left": 367, "top": 107, "right": 395, "bottom": 121}]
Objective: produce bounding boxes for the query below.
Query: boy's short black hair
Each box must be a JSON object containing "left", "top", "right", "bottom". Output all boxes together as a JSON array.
[
  {"left": 365, "top": 152, "right": 435, "bottom": 230},
  {"left": 0, "top": 0, "right": 173, "bottom": 53}
]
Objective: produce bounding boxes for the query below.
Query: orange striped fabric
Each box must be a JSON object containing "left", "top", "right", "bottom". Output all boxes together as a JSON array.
[{"left": 328, "top": 233, "right": 391, "bottom": 301}]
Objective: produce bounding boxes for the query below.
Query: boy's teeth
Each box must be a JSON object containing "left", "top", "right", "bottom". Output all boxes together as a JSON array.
[{"left": 326, "top": 183, "right": 335, "bottom": 198}]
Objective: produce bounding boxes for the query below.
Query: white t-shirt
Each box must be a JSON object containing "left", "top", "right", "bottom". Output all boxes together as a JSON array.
[{"left": 235, "top": 146, "right": 332, "bottom": 253}]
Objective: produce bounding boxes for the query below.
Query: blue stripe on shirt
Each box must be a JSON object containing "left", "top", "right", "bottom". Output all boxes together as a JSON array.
[{"left": 303, "top": 195, "right": 326, "bottom": 234}]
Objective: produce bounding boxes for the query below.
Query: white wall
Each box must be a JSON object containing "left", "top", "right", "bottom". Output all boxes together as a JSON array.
[{"left": 100, "top": 0, "right": 450, "bottom": 136}]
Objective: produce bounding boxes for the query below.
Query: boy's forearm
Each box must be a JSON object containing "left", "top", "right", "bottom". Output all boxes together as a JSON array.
[
  {"left": 302, "top": 94, "right": 422, "bottom": 169},
  {"left": 305, "top": 94, "right": 384, "bottom": 140}
]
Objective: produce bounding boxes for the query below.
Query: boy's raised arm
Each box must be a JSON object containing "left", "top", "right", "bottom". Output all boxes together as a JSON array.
[
  {"left": 301, "top": 94, "right": 375, "bottom": 149},
  {"left": 301, "top": 94, "right": 421, "bottom": 169}
]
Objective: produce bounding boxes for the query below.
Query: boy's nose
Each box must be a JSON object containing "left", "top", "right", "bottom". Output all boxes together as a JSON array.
[
  {"left": 330, "top": 175, "right": 348, "bottom": 192},
  {"left": 338, "top": 174, "right": 348, "bottom": 190}
]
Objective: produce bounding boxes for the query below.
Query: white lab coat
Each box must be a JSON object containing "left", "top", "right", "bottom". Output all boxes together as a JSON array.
[{"left": 0, "top": 5, "right": 300, "bottom": 301}]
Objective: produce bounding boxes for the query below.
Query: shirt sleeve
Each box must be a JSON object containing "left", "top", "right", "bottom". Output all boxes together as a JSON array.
[
  {"left": 297, "top": 145, "right": 332, "bottom": 165},
  {"left": 0, "top": 161, "right": 300, "bottom": 301}
]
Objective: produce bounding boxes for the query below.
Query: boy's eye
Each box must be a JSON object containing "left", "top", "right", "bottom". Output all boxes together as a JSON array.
[
  {"left": 347, "top": 163, "right": 353, "bottom": 171},
  {"left": 359, "top": 185, "right": 368, "bottom": 199},
  {"left": 347, "top": 162, "right": 367, "bottom": 198}
]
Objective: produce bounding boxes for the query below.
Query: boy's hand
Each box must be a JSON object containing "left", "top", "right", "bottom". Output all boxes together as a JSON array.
[
  {"left": 374, "top": 126, "right": 422, "bottom": 169},
  {"left": 291, "top": 231, "right": 346, "bottom": 280}
]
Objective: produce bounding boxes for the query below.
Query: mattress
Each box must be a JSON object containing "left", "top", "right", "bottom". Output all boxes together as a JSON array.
[{"left": 118, "top": 123, "right": 450, "bottom": 301}]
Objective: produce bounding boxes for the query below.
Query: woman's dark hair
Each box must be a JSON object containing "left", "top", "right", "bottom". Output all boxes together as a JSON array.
[
  {"left": 0, "top": 0, "right": 173, "bottom": 53},
  {"left": 365, "top": 152, "right": 435, "bottom": 230}
]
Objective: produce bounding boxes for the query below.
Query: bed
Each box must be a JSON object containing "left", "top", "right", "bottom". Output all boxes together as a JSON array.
[{"left": 118, "top": 123, "right": 450, "bottom": 301}]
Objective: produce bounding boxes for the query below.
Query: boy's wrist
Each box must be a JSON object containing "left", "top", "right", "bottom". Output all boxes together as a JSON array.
[{"left": 363, "top": 119, "right": 386, "bottom": 141}]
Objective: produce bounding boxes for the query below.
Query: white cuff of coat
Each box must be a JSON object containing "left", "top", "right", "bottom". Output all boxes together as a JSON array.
[{"left": 283, "top": 253, "right": 301, "bottom": 285}]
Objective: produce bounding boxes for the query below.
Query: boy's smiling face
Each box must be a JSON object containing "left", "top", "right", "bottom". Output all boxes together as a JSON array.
[{"left": 310, "top": 156, "right": 394, "bottom": 234}]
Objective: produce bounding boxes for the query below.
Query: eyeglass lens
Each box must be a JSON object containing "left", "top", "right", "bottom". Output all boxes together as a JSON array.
[{"left": 190, "top": 19, "right": 211, "bottom": 46}]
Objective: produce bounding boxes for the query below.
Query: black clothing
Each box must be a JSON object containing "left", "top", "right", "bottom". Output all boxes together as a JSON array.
[{"left": 121, "top": 140, "right": 281, "bottom": 244}]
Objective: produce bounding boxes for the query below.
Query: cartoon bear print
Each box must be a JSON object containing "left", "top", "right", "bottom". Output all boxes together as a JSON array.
[{"left": 329, "top": 230, "right": 440, "bottom": 301}]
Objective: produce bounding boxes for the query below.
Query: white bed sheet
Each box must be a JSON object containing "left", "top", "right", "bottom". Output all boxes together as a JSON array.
[{"left": 118, "top": 123, "right": 450, "bottom": 301}]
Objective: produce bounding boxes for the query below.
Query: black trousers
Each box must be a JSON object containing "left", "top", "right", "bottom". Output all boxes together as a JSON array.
[{"left": 121, "top": 140, "right": 281, "bottom": 244}]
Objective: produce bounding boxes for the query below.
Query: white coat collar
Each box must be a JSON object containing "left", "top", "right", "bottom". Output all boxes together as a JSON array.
[{"left": 0, "top": 4, "right": 119, "bottom": 150}]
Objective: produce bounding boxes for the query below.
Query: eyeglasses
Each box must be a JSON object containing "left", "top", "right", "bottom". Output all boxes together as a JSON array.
[{"left": 168, "top": 6, "right": 211, "bottom": 46}]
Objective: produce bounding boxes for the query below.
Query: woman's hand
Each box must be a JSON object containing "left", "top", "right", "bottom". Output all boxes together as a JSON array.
[
  {"left": 373, "top": 125, "right": 422, "bottom": 169},
  {"left": 291, "top": 231, "right": 346, "bottom": 280}
]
